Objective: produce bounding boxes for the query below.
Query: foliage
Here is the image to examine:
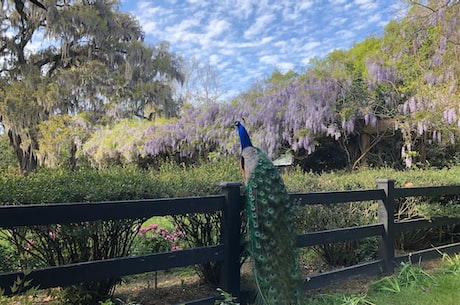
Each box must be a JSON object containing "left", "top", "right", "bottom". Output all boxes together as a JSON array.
[
  {"left": 36, "top": 114, "right": 93, "bottom": 169},
  {"left": 99, "top": 298, "right": 141, "bottom": 305},
  {"left": 173, "top": 212, "right": 223, "bottom": 284},
  {"left": 0, "top": 237, "right": 16, "bottom": 273},
  {"left": 0, "top": 0, "right": 184, "bottom": 172},
  {"left": 7, "top": 219, "right": 143, "bottom": 305},
  {"left": 286, "top": 165, "right": 460, "bottom": 265},
  {"left": 1, "top": 1, "right": 457, "bottom": 172},
  {"left": 416, "top": 195, "right": 460, "bottom": 219},
  {"left": 0, "top": 158, "right": 242, "bottom": 204},
  {"left": 294, "top": 200, "right": 379, "bottom": 266},
  {"left": 133, "top": 223, "right": 185, "bottom": 255},
  {"left": 0, "top": 133, "right": 18, "bottom": 173},
  {"left": 306, "top": 254, "right": 460, "bottom": 305},
  {"left": 81, "top": 103, "right": 242, "bottom": 169},
  {"left": 439, "top": 252, "right": 460, "bottom": 275},
  {"left": 0, "top": 270, "right": 43, "bottom": 305},
  {"left": 0, "top": 168, "right": 153, "bottom": 305},
  {"left": 371, "top": 261, "right": 438, "bottom": 293},
  {"left": 214, "top": 288, "right": 240, "bottom": 305}
]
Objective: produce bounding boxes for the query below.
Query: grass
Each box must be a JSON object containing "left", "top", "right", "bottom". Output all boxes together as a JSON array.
[
  {"left": 368, "top": 273, "right": 460, "bottom": 305},
  {"left": 305, "top": 254, "right": 460, "bottom": 305},
  {"left": 141, "top": 216, "right": 175, "bottom": 230}
]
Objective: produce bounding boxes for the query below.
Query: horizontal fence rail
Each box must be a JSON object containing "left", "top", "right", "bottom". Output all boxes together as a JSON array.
[
  {"left": 296, "top": 224, "right": 385, "bottom": 248},
  {"left": 0, "top": 180, "right": 459, "bottom": 304},
  {"left": 395, "top": 217, "right": 460, "bottom": 233},
  {"left": 394, "top": 185, "right": 460, "bottom": 198},
  {"left": 290, "top": 189, "right": 386, "bottom": 205},
  {"left": 0, "top": 246, "right": 224, "bottom": 291},
  {"left": 0, "top": 195, "right": 226, "bottom": 228}
]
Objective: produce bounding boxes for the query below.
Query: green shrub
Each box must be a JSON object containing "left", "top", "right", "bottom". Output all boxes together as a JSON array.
[
  {"left": 285, "top": 165, "right": 460, "bottom": 266},
  {"left": 155, "top": 157, "right": 242, "bottom": 285},
  {"left": 0, "top": 240, "right": 16, "bottom": 273},
  {"left": 0, "top": 158, "right": 242, "bottom": 303},
  {"left": 0, "top": 168, "right": 155, "bottom": 305},
  {"left": 132, "top": 223, "right": 185, "bottom": 255}
]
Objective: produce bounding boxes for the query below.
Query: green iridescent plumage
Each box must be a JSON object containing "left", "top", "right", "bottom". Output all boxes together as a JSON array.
[
  {"left": 235, "top": 121, "right": 302, "bottom": 305},
  {"left": 244, "top": 147, "right": 302, "bottom": 305}
]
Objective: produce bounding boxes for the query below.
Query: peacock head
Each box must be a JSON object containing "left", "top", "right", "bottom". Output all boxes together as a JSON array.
[{"left": 234, "top": 121, "right": 252, "bottom": 150}]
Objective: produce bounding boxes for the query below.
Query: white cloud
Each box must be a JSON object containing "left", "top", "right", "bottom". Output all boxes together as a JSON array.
[
  {"left": 330, "top": 17, "right": 348, "bottom": 27},
  {"left": 123, "top": 0, "right": 401, "bottom": 97},
  {"left": 354, "top": 0, "right": 378, "bottom": 11},
  {"left": 259, "top": 55, "right": 279, "bottom": 65},
  {"left": 205, "top": 19, "right": 231, "bottom": 38},
  {"left": 328, "top": 0, "right": 348, "bottom": 4},
  {"left": 276, "top": 62, "right": 295, "bottom": 71},
  {"left": 302, "top": 41, "right": 322, "bottom": 51},
  {"left": 243, "top": 14, "right": 275, "bottom": 39},
  {"left": 209, "top": 54, "right": 221, "bottom": 66},
  {"left": 335, "top": 29, "right": 355, "bottom": 40},
  {"left": 368, "top": 13, "right": 382, "bottom": 24},
  {"left": 297, "top": 1, "right": 315, "bottom": 11}
]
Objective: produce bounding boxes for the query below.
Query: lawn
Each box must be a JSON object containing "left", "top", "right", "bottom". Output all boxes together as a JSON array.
[
  {"left": 305, "top": 255, "right": 460, "bottom": 305},
  {"left": 369, "top": 273, "right": 460, "bottom": 305}
]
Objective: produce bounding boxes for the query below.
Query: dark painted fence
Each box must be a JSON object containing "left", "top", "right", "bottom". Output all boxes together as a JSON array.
[{"left": 0, "top": 179, "right": 459, "bottom": 304}]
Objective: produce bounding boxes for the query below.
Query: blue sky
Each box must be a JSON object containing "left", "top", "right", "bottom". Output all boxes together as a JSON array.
[{"left": 121, "top": 1, "right": 404, "bottom": 98}]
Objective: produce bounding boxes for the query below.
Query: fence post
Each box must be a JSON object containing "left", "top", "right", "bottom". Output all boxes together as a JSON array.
[
  {"left": 376, "top": 178, "right": 396, "bottom": 275},
  {"left": 219, "top": 182, "right": 242, "bottom": 299}
]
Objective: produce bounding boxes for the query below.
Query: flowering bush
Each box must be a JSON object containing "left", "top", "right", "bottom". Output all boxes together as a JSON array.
[{"left": 133, "top": 224, "right": 185, "bottom": 255}]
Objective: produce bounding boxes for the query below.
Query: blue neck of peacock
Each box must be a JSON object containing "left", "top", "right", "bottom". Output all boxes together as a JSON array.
[{"left": 237, "top": 123, "right": 252, "bottom": 150}]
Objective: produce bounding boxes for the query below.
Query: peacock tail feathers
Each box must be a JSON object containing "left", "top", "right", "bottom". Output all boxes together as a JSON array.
[
  {"left": 234, "top": 121, "right": 302, "bottom": 304},
  {"left": 243, "top": 146, "right": 302, "bottom": 305}
]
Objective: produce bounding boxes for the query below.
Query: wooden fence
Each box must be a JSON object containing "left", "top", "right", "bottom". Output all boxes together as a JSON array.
[{"left": 0, "top": 179, "right": 459, "bottom": 304}]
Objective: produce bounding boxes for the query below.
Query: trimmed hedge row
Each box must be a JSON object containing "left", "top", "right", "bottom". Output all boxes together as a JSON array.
[
  {"left": 1, "top": 161, "right": 459, "bottom": 205},
  {"left": 0, "top": 158, "right": 242, "bottom": 204}
]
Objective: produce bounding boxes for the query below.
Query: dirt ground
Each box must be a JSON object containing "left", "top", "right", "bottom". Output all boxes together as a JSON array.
[
  {"left": 114, "top": 270, "right": 218, "bottom": 305},
  {"left": 111, "top": 261, "right": 352, "bottom": 304},
  {"left": 112, "top": 258, "right": 444, "bottom": 305}
]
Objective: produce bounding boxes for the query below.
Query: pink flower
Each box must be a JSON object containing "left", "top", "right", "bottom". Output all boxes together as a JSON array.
[
  {"left": 171, "top": 245, "right": 180, "bottom": 251},
  {"left": 24, "top": 239, "right": 34, "bottom": 251},
  {"left": 148, "top": 224, "right": 158, "bottom": 230},
  {"left": 138, "top": 227, "right": 149, "bottom": 235}
]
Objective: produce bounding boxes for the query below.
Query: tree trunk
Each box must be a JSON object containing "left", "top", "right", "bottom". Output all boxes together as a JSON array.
[
  {"left": 419, "top": 133, "right": 427, "bottom": 164},
  {"left": 360, "top": 133, "right": 370, "bottom": 168},
  {"left": 8, "top": 130, "right": 38, "bottom": 173},
  {"left": 69, "top": 140, "right": 77, "bottom": 171}
]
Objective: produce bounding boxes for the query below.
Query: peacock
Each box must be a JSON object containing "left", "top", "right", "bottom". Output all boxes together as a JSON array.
[{"left": 235, "top": 121, "right": 302, "bottom": 305}]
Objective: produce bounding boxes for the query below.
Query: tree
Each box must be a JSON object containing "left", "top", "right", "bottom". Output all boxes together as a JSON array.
[
  {"left": 180, "top": 57, "right": 226, "bottom": 104},
  {"left": 0, "top": 132, "right": 18, "bottom": 171},
  {"left": 0, "top": 0, "right": 183, "bottom": 172},
  {"left": 381, "top": 0, "right": 459, "bottom": 167}
]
